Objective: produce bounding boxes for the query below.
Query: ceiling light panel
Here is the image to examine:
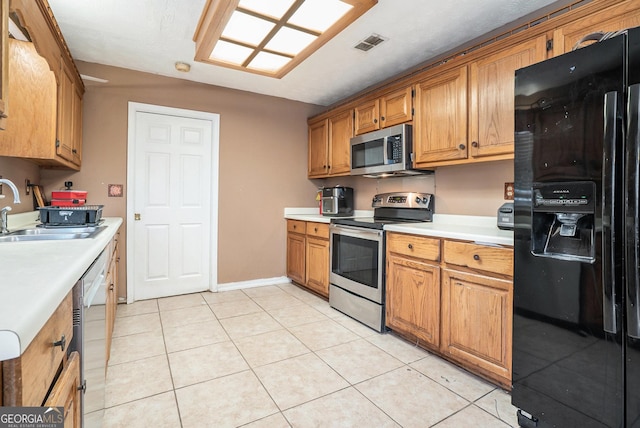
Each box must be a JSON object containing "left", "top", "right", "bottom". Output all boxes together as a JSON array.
[
  {"left": 222, "top": 11, "right": 275, "bottom": 45},
  {"left": 238, "top": 0, "right": 296, "bottom": 19},
  {"left": 248, "top": 52, "right": 292, "bottom": 72},
  {"left": 265, "top": 27, "right": 317, "bottom": 56},
  {"left": 194, "top": 0, "right": 378, "bottom": 78},
  {"left": 210, "top": 40, "right": 253, "bottom": 65},
  {"left": 289, "top": 0, "right": 353, "bottom": 32}
]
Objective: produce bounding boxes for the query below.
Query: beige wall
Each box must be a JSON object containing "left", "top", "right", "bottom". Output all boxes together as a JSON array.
[
  {"left": 319, "top": 159, "right": 513, "bottom": 216},
  {"left": 40, "top": 62, "right": 322, "bottom": 296},
  {"left": 0, "top": 158, "right": 40, "bottom": 214}
]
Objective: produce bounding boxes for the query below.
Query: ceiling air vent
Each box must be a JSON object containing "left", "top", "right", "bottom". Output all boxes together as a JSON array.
[{"left": 354, "top": 34, "right": 387, "bottom": 51}]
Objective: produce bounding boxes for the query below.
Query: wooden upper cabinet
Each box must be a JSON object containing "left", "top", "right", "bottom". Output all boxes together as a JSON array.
[
  {"left": 56, "top": 58, "right": 75, "bottom": 163},
  {"left": 0, "top": 0, "right": 8, "bottom": 129},
  {"left": 308, "top": 118, "right": 329, "bottom": 177},
  {"left": 354, "top": 86, "right": 413, "bottom": 135},
  {"left": 354, "top": 98, "right": 379, "bottom": 135},
  {"left": 328, "top": 109, "right": 353, "bottom": 176},
  {"left": 413, "top": 66, "right": 468, "bottom": 166},
  {"left": 468, "top": 35, "right": 547, "bottom": 159},
  {"left": 552, "top": 1, "right": 640, "bottom": 56},
  {"left": 308, "top": 109, "right": 353, "bottom": 178}
]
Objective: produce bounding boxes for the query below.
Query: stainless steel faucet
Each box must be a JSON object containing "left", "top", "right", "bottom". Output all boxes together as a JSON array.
[{"left": 0, "top": 178, "right": 22, "bottom": 234}]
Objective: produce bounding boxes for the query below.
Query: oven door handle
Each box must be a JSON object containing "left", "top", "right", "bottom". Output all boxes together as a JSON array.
[{"left": 330, "top": 224, "right": 383, "bottom": 240}]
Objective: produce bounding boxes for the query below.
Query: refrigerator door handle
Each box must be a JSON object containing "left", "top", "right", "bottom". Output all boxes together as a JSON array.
[
  {"left": 627, "top": 84, "right": 640, "bottom": 339},
  {"left": 603, "top": 91, "right": 618, "bottom": 334}
]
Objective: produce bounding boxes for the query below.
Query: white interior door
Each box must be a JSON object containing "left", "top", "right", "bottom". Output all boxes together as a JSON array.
[{"left": 127, "top": 103, "right": 219, "bottom": 301}]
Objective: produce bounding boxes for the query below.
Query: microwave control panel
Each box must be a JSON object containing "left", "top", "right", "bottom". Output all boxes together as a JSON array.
[{"left": 388, "top": 135, "right": 403, "bottom": 163}]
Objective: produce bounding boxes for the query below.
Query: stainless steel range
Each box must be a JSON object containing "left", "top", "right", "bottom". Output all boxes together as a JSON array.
[{"left": 329, "top": 192, "right": 434, "bottom": 332}]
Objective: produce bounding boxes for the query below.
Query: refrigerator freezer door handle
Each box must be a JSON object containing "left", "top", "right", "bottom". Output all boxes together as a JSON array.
[
  {"left": 603, "top": 91, "right": 618, "bottom": 334},
  {"left": 627, "top": 84, "right": 640, "bottom": 339}
]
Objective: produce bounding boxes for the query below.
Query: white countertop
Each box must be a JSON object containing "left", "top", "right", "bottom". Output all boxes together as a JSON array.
[
  {"left": 284, "top": 207, "right": 373, "bottom": 224},
  {"left": 384, "top": 214, "right": 513, "bottom": 246},
  {"left": 0, "top": 212, "right": 123, "bottom": 361},
  {"left": 284, "top": 209, "right": 513, "bottom": 246}
]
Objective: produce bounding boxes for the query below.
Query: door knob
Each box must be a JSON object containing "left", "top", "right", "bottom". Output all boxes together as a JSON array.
[{"left": 134, "top": 213, "right": 141, "bottom": 221}]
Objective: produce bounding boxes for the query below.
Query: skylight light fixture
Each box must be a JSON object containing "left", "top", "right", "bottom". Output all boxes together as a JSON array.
[{"left": 193, "top": 0, "right": 378, "bottom": 78}]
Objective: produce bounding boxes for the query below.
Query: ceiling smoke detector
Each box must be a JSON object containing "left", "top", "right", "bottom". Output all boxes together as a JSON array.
[{"left": 354, "top": 33, "right": 387, "bottom": 51}]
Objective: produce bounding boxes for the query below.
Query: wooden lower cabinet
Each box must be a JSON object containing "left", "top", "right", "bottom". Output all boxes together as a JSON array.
[
  {"left": 385, "top": 232, "right": 513, "bottom": 388},
  {"left": 386, "top": 254, "right": 441, "bottom": 349},
  {"left": 286, "top": 220, "right": 330, "bottom": 298},
  {"left": 286, "top": 220, "right": 306, "bottom": 285},
  {"left": 45, "top": 351, "right": 81, "bottom": 428},
  {"left": 2, "top": 292, "right": 73, "bottom": 406},
  {"left": 306, "top": 236, "right": 330, "bottom": 296},
  {"left": 440, "top": 269, "right": 512, "bottom": 388},
  {"left": 105, "top": 230, "right": 120, "bottom": 364}
]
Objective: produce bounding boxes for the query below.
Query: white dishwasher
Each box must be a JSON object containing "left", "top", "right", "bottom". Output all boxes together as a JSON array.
[{"left": 70, "top": 249, "right": 108, "bottom": 428}]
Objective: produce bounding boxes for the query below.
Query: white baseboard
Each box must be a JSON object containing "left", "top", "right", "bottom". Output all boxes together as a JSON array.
[{"left": 214, "top": 276, "right": 290, "bottom": 292}]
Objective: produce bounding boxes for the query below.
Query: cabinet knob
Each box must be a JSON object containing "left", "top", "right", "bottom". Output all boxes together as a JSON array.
[
  {"left": 458, "top": 144, "right": 466, "bottom": 150},
  {"left": 109, "top": 283, "right": 115, "bottom": 291},
  {"left": 473, "top": 254, "right": 480, "bottom": 261},
  {"left": 53, "top": 334, "right": 66, "bottom": 352},
  {"left": 293, "top": 225, "right": 297, "bottom": 229},
  {"left": 314, "top": 227, "right": 318, "bottom": 232},
  {"left": 408, "top": 243, "right": 413, "bottom": 250},
  {"left": 471, "top": 141, "right": 479, "bottom": 148},
  {"left": 381, "top": 116, "right": 385, "bottom": 121}
]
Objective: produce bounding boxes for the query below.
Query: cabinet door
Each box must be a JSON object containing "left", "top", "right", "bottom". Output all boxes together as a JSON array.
[
  {"left": 308, "top": 119, "right": 329, "bottom": 177},
  {"left": 306, "top": 236, "right": 329, "bottom": 297},
  {"left": 386, "top": 254, "right": 441, "bottom": 348},
  {"left": 44, "top": 351, "right": 81, "bottom": 428},
  {"left": 0, "top": 0, "right": 8, "bottom": 129},
  {"left": 552, "top": 2, "right": 640, "bottom": 56},
  {"left": 441, "top": 268, "right": 512, "bottom": 387},
  {"left": 380, "top": 86, "right": 413, "bottom": 128},
  {"left": 72, "top": 83, "right": 83, "bottom": 166},
  {"left": 413, "top": 67, "right": 468, "bottom": 166},
  {"left": 287, "top": 231, "right": 306, "bottom": 285},
  {"left": 328, "top": 110, "right": 353, "bottom": 176},
  {"left": 469, "top": 35, "right": 547, "bottom": 159},
  {"left": 354, "top": 99, "right": 380, "bottom": 135},
  {"left": 56, "top": 58, "right": 75, "bottom": 163}
]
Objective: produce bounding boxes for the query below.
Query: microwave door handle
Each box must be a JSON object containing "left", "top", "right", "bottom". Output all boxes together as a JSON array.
[
  {"left": 627, "top": 84, "right": 640, "bottom": 339},
  {"left": 383, "top": 137, "right": 391, "bottom": 165}
]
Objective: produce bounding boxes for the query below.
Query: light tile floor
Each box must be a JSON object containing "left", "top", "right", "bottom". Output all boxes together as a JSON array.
[{"left": 104, "top": 282, "right": 519, "bottom": 427}]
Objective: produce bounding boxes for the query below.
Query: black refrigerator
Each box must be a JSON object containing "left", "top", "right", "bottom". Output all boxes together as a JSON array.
[{"left": 513, "top": 27, "right": 640, "bottom": 427}]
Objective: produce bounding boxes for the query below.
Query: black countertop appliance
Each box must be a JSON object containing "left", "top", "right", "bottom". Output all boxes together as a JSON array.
[{"left": 321, "top": 186, "right": 353, "bottom": 217}]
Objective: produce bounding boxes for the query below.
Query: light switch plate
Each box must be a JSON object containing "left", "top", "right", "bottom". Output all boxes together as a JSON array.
[{"left": 504, "top": 182, "right": 514, "bottom": 200}]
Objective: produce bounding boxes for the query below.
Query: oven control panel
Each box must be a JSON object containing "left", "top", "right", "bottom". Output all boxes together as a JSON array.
[{"left": 372, "top": 192, "right": 433, "bottom": 209}]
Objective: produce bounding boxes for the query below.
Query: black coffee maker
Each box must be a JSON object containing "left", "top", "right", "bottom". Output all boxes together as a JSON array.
[{"left": 321, "top": 186, "right": 354, "bottom": 217}]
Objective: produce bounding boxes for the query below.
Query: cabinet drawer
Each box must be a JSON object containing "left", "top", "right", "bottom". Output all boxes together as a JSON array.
[
  {"left": 443, "top": 240, "right": 513, "bottom": 277},
  {"left": 387, "top": 233, "right": 440, "bottom": 261},
  {"left": 3, "top": 291, "right": 73, "bottom": 406},
  {"left": 287, "top": 220, "right": 306, "bottom": 234},
  {"left": 306, "top": 222, "right": 329, "bottom": 239}
]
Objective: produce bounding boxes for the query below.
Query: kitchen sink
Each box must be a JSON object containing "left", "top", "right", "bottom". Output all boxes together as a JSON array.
[{"left": 0, "top": 226, "right": 107, "bottom": 243}]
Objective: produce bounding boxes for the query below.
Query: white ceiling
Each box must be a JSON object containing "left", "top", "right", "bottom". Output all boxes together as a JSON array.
[{"left": 47, "top": 0, "right": 570, "bottom": 107}]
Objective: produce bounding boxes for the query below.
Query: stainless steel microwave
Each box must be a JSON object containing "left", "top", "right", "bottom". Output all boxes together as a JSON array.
[{"left": 350, "top": 123, "right": 426, "bottom": 177}]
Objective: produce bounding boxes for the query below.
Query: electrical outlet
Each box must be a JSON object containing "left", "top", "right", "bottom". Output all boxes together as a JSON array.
[{"left": 504, "top": 182, "right": 514, "bottom": 200}]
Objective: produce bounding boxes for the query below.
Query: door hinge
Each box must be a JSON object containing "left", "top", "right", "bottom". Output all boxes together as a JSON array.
[
  {"left": 411, "top": 107, "right": 414, "bottom": 117},
  {"left": 546, "top": 39, "right": 553, "bottom": 51},
  {"left": 411, "top": 88, "right": 415, "bottom": 98},
  {"left": 55, "top": 139, "right": 60, "bottom": 148}
]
